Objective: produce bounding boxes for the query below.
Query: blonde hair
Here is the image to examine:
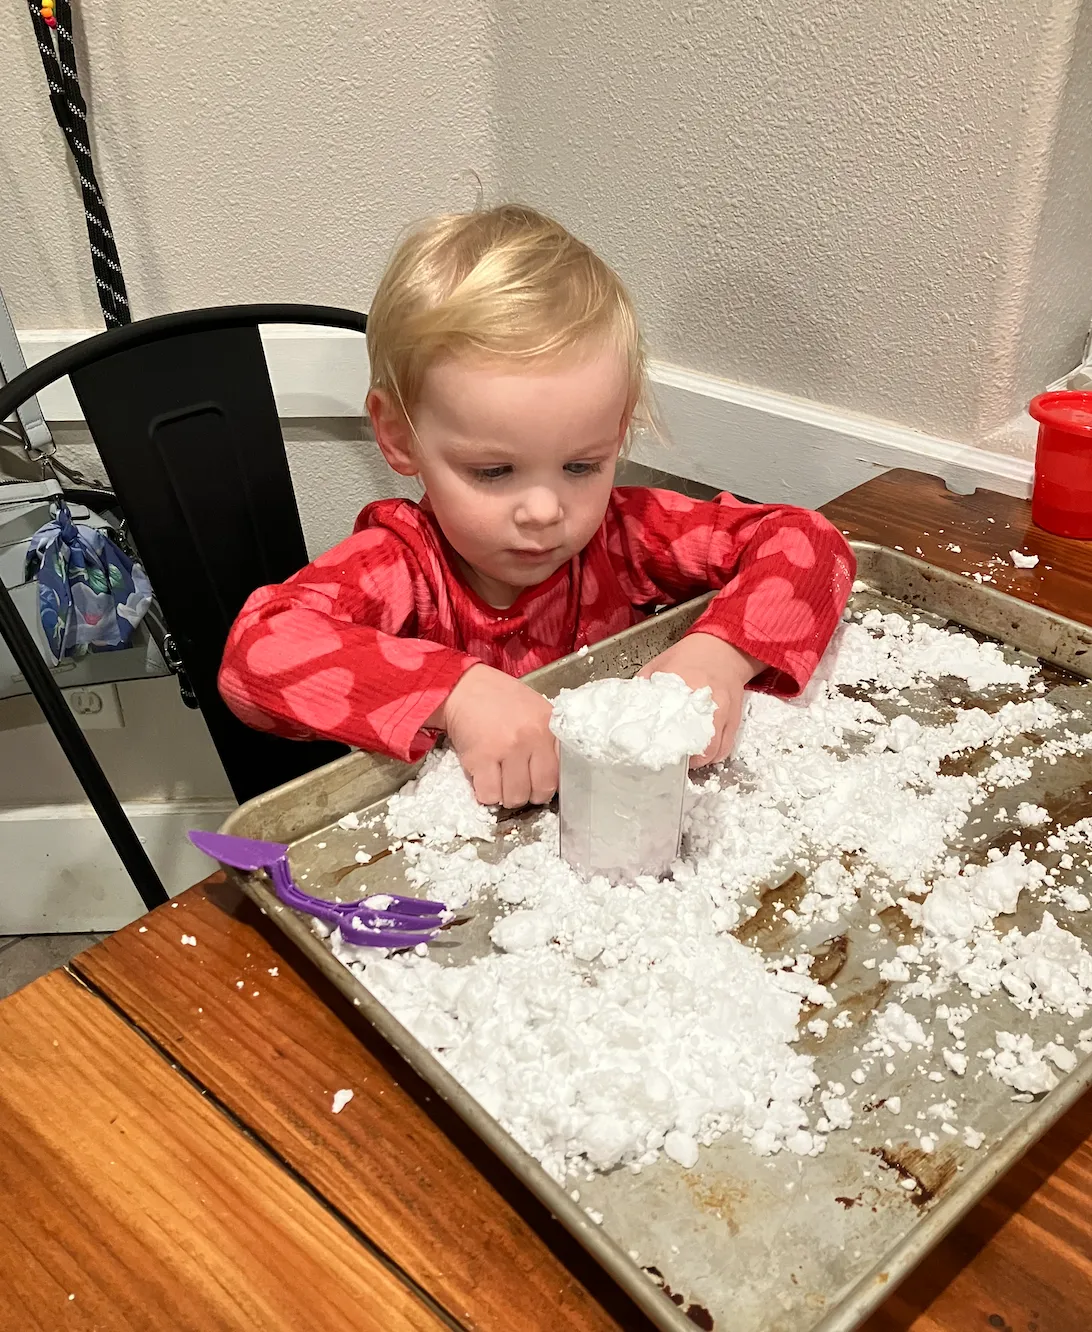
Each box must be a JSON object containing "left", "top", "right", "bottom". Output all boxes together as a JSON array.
[{"left": 367, "top": 204, "right": 651, "bottom": 437}]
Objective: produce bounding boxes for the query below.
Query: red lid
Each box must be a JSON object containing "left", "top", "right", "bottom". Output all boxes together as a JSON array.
[{"left": 1029, "top": 390, "right": 1092, "bottom": 436}]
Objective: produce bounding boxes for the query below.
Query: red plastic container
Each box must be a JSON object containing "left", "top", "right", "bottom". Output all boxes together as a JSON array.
[{"left": 1028, "top": 391, "right": 1092, "bottom": 539}]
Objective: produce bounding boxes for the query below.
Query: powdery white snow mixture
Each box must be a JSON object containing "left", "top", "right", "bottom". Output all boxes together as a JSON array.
[
  {"left": 549, "top": 672, "right": 716, "bottom": 769},
  {"left": 317, "top": 606, "right": 1092, "bottom": 1186}
]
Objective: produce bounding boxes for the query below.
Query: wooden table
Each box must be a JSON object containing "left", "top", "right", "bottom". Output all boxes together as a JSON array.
[{"left": 3, "top": 468, "right": 1091, "bottom": 1332}]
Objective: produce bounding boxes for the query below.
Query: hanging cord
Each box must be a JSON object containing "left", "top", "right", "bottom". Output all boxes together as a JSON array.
[{"left": 27, "top": 0, "right": 131, "bottom": 327}]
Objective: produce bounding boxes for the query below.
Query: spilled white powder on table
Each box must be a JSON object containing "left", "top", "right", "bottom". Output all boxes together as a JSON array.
[
  {"left": 315, "top": 609, "right": 1092, "bottom": 1183},
  {"left": 549, "top": 672, "right": 716, "bottom": 769}
]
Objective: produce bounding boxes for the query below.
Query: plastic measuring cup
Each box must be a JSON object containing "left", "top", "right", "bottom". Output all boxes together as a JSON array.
[
  {"left": 558, "top": 741, "right": 687, "bottom": 882},
  {"left": 1028, "top": 391, "right": 1092, "bottom": 539}
]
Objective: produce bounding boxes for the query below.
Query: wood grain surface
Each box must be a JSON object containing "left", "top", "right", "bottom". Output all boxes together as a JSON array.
[
  {"left": 0, "top": 969, "right": 446, "bottom": 1332},
  {"left": 862, "top": 1087, "right": 1092, "bottom": 1331},
  {"left": 74, "top": 880, "right": 655, "bottom": 1332},
  {"left": 821, "top": 468, "right": 1092, "bottom": 626},
  {"left": 11, "top": 468, "right": 1092, "bottom": 1332}
]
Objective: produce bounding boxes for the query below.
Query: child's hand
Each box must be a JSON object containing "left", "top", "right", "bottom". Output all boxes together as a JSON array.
[
  {"left": 433, "top": 664, "right": 558, "bottom": 807},
  {"left": 638, "top": 633, "right": 764, "bottom": 768}
]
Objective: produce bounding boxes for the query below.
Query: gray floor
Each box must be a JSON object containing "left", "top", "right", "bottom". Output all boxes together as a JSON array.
[{"left": 0, "top": 933, "right": 106, "bottom": 1001}]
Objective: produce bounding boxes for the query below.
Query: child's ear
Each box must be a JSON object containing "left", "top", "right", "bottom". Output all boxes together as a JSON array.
[{"left": 368, "top": 389, "right": 419, "bottom": 476}]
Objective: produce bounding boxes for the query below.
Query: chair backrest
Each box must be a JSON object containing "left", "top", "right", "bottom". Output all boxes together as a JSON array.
[{"left": 6, "top": 304, "right": 368, "bottom": 802}]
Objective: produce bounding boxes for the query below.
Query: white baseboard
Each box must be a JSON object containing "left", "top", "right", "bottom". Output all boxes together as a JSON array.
[
  {"left": 641, "top": 365, "right": 1035, "bottom": 508},
  {"left": 15, "top": 326, "right": 1034, "bottom": 508},
  {"left": 0, "top": 798, "right": 236, "bottom": 934}
]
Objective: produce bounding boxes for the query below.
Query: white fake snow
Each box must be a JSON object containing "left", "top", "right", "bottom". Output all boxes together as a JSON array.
[
  {"left": 318, "top": 608, "right": 1092, "bottom": 1183},
  {"left": 385, "top": 749, "right": 495, "bottom": 845},
  {"left": 664, "top": 1131, "right": 701, "bottom": 1169},
  {"left": 549, "top": 672, "right": 716, "bottom": 769},
  {"left": 356, "top": 826, "right": 821, "bottom": 1180},
  {"left": 868, "top": 1004, "right": 930, "bottom": 1053},
  {"left": 982, "top": 1033, "right": 1076, "bottom": 1094}
]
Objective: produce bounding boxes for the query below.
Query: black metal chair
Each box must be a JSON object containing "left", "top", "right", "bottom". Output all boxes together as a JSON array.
[{"left": 0, "top": 304, "right": 369, "bottom": 911}]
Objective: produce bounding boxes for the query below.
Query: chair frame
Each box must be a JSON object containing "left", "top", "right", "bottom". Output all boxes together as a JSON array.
[{"left": 0, "top": 304, "right": 368, "bottom": 913}]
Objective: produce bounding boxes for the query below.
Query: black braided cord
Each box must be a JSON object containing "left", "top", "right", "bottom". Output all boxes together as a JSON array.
[{"left": 27, "top": 0, "right": 131, "bottom": 327}]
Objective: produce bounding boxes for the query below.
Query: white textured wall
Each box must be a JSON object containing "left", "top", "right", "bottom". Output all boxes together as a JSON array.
[
  {"left": 1, "top": 0, "right": 495, "bottom": 325},
  {"left": 2, "top": 0, "right": 1091, "bottom": 855},
  {"left": 493, "top": 0, "right": 1092, "bottom": 440},
  {"left": 5, "top": 0, "right": 1090, "bottom": 436},
  {"left": 1008, "top": 0, "right": 1092, "bottom": 410}
]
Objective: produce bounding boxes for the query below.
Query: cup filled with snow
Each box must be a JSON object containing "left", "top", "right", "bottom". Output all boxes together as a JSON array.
[{"left": 548, "top": 673, "right": 716, "bottom": 882}]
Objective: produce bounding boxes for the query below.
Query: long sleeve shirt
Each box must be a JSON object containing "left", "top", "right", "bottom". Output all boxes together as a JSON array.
[{"left": 219, "top": 487, "right": 856, "bottom": 762}]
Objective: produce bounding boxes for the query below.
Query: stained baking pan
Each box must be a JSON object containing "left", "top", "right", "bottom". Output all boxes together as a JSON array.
[{"left": 220, "top": 544, "right": 1092, "bottom": 1332}]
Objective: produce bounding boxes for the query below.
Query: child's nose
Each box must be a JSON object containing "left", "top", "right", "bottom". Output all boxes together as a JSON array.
[{"left": 516, "top": 487, "right": 563, "bottom": 527}]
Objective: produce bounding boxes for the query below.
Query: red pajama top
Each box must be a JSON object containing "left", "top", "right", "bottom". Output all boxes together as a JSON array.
[{"left": 219, "top": 487, "right": 855, "bottom": 762}]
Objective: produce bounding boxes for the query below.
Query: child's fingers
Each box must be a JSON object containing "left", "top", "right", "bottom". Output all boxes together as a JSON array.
[
  {"left": 471, "top": 760, "right": 504, "bottom": 807},
  {"left": 688, "top": 709, "right": 725, "bottom": 768},
  {"left": 712, "top": 709, "right": 742, "bottom": 763},
  {"left": 689, "top": 734, "right": 718, "bottom": 769},
  {"left": 691, "top": 708, "right": 738, "bottom": 768},
  {"left": 500, "top": 757, "right": 533, "bottom": 810},
  {"left": 529, "top": 744, "right": 558, "bottom": 804}
]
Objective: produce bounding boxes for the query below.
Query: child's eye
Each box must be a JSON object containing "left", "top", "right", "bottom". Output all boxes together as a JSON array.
[
  {"left": 470, "top": 465, "right": 513, "bottom": 482},
  {"left": 564, "top": 462, "right": 603, "bottom": 477}
]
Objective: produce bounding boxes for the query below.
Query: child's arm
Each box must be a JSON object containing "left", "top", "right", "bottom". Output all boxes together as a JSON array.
[
  {"left": 607, "top": 486, "right": 855, "bottom": 690},
  {"left": 219, "top": 527, "right": 479, "bottom": 763},
  {"left": 220, "top": 523, "right": 559, "bottom": 805},
  {"left": 607, "top": 487, "right": 855, "bottom": 760}
]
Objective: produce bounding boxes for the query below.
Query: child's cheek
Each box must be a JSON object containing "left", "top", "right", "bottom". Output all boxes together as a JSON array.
[
  {"left": 580, "top": 477, "right": 614, "bottom": 533},
  {"left": 452, "top": 486, "right": 505, "bottom": 546}
]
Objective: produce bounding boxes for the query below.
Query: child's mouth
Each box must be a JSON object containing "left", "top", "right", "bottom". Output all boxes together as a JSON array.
[{"left": 508, "top": 546, "right": 561, "bottom": 562}]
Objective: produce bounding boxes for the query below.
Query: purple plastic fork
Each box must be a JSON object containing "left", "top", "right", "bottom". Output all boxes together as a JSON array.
[{"left": 188, "top": 829, "right": 452, "bottom": 949}]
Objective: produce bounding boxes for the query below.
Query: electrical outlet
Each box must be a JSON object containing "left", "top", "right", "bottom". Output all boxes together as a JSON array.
[{"left": 64, "top": 683, "right": 125, "bottom": 730}]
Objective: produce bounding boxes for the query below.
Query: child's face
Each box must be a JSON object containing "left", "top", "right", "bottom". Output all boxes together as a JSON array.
[{"left": 373, "top": 341, "right": 629, "bottom": 605}]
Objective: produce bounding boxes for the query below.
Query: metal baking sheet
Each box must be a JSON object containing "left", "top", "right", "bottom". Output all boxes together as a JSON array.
[{"left": 221, "top": 543, "right": 1092, "bottom": 1332}]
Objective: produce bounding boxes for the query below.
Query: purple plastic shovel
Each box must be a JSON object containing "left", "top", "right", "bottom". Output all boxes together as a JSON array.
[{"left": 188, "top": 829, "right": 452, "bottom": 949}]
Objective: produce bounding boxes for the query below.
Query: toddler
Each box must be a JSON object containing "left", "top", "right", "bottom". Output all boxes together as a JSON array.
[{"left": 220, "top": 205, "right": 855, "bottom": 806}]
